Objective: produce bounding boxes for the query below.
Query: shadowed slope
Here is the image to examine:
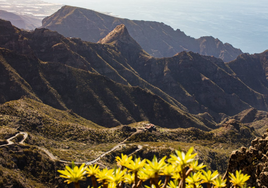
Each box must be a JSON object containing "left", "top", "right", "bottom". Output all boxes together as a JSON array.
[
  {"left": 0, "top": 46, "right": 209, "bottom": 129},
  {"left": 227, "top": 51, "right": 268, "bottom": 95}
]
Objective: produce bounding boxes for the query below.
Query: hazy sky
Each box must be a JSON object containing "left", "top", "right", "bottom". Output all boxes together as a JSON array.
[{"left": 43, "top": 0, "right": 268, "bottom": 54}]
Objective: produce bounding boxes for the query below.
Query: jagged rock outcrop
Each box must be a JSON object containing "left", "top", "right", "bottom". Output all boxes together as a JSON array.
[
  {"left": 225, "top": 132, "right": 268, "bottom": 187},
  {"left": 98, "top": 24, "right": 151, "bottom": 63},
  {"left": 42, "top": 5, "right": 242, "bottom": 62},
  {"left": 98, "top": 24, "right": 142, "bottom": 50},
  {"left": 197, "top": 36, "right": 242, "bottom": 62}
]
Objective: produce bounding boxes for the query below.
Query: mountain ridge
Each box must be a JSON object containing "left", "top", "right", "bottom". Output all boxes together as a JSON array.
[
  {"left": 42, "top": 5, "right": 242, "bottom": 62},
  {"left": 0, "top": 21, "right": 211, "bottom": 129},
  {"left": 1, "top": 19, "right": 268, "bottom": 125}
]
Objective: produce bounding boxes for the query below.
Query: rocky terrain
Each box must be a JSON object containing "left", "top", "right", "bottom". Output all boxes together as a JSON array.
[
  {"left": 225, "top": 131, "right": 268, "bottom": 187},
  {"left": 42, "top": 5, "right": 242, "bottom": 62},
  {"left": 1, "top": 18, "right": 268, "bottom": 187}
]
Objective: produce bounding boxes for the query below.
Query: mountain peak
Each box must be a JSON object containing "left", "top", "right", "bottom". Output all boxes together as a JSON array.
[
  {"left": 97, "top": 24, "right": 149, "bottom": 58},
  {"left": 98, "top": 24, "right": 139, "bottom": 47}
]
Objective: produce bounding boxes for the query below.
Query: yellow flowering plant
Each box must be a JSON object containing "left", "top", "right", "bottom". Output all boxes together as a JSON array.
[
  {"left": 57, "top": 163, "right": 87, "bottom": 188},
  {"left": 58, "top": 147, "right": 251, "bottom": 188},
  {"left": 229, "top": 170, "right": 250, "bottom": 188}
]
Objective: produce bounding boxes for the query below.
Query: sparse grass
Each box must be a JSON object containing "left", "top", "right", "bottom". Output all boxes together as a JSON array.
[
  {"left": 248, "top": 118, "right": 268, "bottom": 134},
  {"left": 51, "top": 142, "right": 118, "bottom": 162},
  {"left": 0, "top": 98, "right": 101, "bottom": 129},
  {"left": 0, "top": 125, "right": 18, "bottom": 139},
  {"left": 25, "top": 133, "right": 119, "bottom": 162}
]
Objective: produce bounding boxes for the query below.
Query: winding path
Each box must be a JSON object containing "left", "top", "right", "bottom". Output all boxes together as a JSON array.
[
  {"left": 0, "top": 132, "right": 28, "bottom": 147},
  {"left": 0, "top": 129, "right": 145, "bottom": 166}
]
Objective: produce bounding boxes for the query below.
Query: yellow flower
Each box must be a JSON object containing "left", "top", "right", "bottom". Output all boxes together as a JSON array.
[
  {"left": 146, "top": 156, "right": 166, "bottom": 175},
  {"left": 201, "top": 169, "right": 219, "bottom": 184},
  {"left": 229, "top": 170, "right": 250, "bottom": 188},
  {"left": 124, "top": 173, "right": 135, "bottom": 185},
  {"left": 188, "top": 160, "right": 206, "bottom": 172},
  {"left": 172, "top": 171, "right": 182, "bottom": 181},
  {"left": 212, "top": 176, "right": 226, "bottom": 188},
  {"left": 96, "top": 168, "right": 114, "bottom": 183},
  {"left": 115, "top": 153, "right": 133, "bottom": 168},
  {"left": 160, "top": 164, "right": 175, "bottom": 176},
  {"left": 57, "top": 163, "right": 87, "bottom": 184},
  {"left": 138, "top": 166, "right": 156, "bottom": 181},
  {"left": 186, "top": 172, "right": 202, "bottom": 188},
  {"left": 86, "top": 164, "right": 100, "bottom": 177},
  {"left": 108, "top": 182, "right": 117, "bottom": 188},
  {"left": 125, "top": 157, "right": 146, "bottom": 173},
  {"left": 145, "top": 180, "right": 163, "bottom": 188},
  {"left": 168, "top": 147, "right": 197, "bottom": 169},
  {"left": 108, "top": 168, "right": 127, "bottom": 185},
  {"left": 167, "top": 180, "right": 179, "bottom": 188}
]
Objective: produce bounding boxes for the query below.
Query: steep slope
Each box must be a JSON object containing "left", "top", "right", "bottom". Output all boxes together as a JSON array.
[
  {"left": 42, "top": 5, "right": 242, "bottom": 62},
  {"left": 2, "top": 19, "right": 268, "bottom": 123},
  {"left": 97, "top": 26, "right": 267, "bottom": 116},
  {"left": 0, "top": 44, "right": 209, "bottom": 129},
  {"left": 97, "top": 24, "right": 207, "bottom": 115},
  {"left": 227, "top": 51, "right": 268, "bottom": 94},
  {"left": 0, "top": 19, "right": 187, "bottom": 112},
  {"left": 0, "top": 10, "right": 41, "bottom": 30},
  {"left": 125, "top": 49, "right": 268, "bottom": 116}
]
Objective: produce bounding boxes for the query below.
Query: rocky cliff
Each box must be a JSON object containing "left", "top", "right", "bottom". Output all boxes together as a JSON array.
[
  {"left": 42, "top": 5, "right": 242, "bottom": 62},
  {"left": 225, "top": 131, "right": 268, "bottom": 187}
]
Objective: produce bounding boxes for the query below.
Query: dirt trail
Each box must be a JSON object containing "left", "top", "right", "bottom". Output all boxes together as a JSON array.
[
  {"left": 0, "top": 132, "right": 28, "bottom": 147},
  {"left": 0, "top": 128, "right": 145, "bottom": 165}
]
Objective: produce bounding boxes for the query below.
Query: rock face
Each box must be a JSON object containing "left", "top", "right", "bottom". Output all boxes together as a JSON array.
[
  {"left": 225, "top": 132, "right": 268, "bottom": 187},
  {"left": 42, "top": 5, "right": 242, "bottom": 62}
]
